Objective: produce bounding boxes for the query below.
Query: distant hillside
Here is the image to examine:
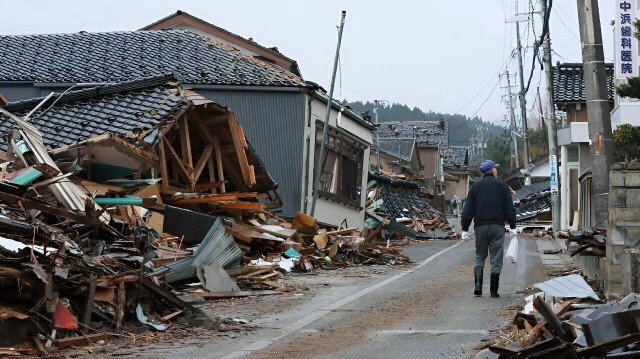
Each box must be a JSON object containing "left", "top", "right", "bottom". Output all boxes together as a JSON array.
[{"left": 344, "top": 100, "right": 507, "bottom": 147}]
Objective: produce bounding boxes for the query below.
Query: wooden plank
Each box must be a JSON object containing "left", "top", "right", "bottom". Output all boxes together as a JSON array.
[
  {"left": 194, "top": 181, "right": 226, "bottom": 192},
  {"left": 227, "top": 113, "right": 252, "bottom": 186},
  {"left": 159, "top": 310, "right": 183, "bottom": 322},
  {"left": 81, "top": 274, "right": 97, "bottom": 328},
  {"left": 190, "top": 290, "right": 281, "bottom": 299},
  {"left": 218, "top": 201, "right": 264, "bottom": 211},
  {"left": 54, "top": 334, "right": 107, "bottom": 349},
  {"left": 236, "top": 267, "right": 278, "bottom": 279},
  {"left": 326, "top": 227, "right": 360, "bottom": 236}
]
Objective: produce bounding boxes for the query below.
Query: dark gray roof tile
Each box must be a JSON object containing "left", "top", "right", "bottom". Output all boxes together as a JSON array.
[
  {"left": 0, "top": 75, "right": 188, "bottom": 152},
  {"left": 552, "top": 63, "right": 614, "bottom": 103},
  {"left": 0, "top": 31, "right": 305, "bottom": 87}
]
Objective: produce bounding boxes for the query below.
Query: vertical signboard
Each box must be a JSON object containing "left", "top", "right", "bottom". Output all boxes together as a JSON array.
[
  {"left": 549, "top": 155, "right": 558, "bottom": 196},
  {"left": 616, "top": 0, "right": 638, "bottom": 79}
]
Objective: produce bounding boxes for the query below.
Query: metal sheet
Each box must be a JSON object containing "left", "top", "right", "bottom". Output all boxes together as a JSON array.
[
  {"left": 533, "top": 274, "right": 600, "bottom": 300},
  {"left": 152, "top": 217, "right": 242, "bottom": 283}
]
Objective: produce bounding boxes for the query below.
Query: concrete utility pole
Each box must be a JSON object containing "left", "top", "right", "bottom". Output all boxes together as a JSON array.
[
  {"left": 504, "top": 72, "right": 520, "bottom": 169},
  {"left": 516, "top": 20, "right": 532, "bottom": 185},
  {"left": 576, "top": 0, "right": 614, "bottom": 226},
  {"left": 540, "top": 0, "right": 561, "bottom": 236},
  {"left": 310, "top": 10, "right": 346, "bottom": 217}
]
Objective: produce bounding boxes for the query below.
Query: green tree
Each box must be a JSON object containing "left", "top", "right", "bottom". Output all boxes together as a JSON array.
[{"left": 612, "top": 124, "right": 640, "bottom": 162}]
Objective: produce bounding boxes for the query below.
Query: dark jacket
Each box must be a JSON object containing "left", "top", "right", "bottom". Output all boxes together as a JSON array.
[{"left": 460, "top": 172, "right": 516, "bottom": 231}]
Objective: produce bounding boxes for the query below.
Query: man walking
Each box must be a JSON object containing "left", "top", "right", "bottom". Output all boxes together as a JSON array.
[
  {"left": 460, "top": 160, "right": 516, "bottom": 298},
  {"left": 451, "top": 195, "right": 460, "bottom": 218}
]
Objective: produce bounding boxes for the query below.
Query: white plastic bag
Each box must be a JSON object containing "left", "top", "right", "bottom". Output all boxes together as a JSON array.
[{"left": 505, "top": 235, "right": 519, "bottom": 263}]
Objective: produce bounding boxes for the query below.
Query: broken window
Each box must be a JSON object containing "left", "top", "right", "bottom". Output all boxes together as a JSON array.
[{"left": 314, "top": 125, "right": 364, "bottom": 206}]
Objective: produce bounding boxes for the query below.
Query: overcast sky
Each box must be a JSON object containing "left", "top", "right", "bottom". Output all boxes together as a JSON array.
[{"left": 0, "top": 1, "right": 616, "bottom": 127}]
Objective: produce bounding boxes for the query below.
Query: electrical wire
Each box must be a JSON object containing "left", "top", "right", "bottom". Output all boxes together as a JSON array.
[{"left": 467, "top": 78, "right": 501, "bottom": 120}]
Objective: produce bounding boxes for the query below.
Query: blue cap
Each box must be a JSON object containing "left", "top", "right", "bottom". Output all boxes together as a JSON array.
[{"left": 480, "top": 160, "right": 499, "bottom": 173}]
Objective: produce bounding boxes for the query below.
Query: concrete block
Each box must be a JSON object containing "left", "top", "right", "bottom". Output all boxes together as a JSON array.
[{"left": 610, "top": 171, "right": 626, "bottom": 187}]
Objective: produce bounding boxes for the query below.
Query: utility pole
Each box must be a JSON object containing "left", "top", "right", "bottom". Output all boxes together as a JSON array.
[
  {"left": 577, "top": 0, "right": 614, "bottom": 226},
  {"left": 504, "top": 72, "right": 520, "bottom": 169},
  {"left": 374, "top": 100, "right": 380, "bottom": 173},
  {"left": 540, "top": 0, "right": 561, "bottom": 237},
  {"left": 310, "top": 10, "right": 346, "bottom": 217},
  {"left": 516, "top": 19, "right": 532, "bottom": 185}
]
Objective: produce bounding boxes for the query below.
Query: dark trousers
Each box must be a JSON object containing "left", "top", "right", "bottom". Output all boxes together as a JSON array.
[{"left": 474, "top": 224, "right": 505, "bottom": 274}]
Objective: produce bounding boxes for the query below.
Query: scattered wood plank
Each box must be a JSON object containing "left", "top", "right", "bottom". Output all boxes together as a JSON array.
[
  {"left": 53, "top": 333, "right": 107, "bottom": 349},
  {"left": 159, "top": 310, "right": 183, "bottom": 322},
  {"left": 190, "top": 290, "right": 281, "bottom": 299}
]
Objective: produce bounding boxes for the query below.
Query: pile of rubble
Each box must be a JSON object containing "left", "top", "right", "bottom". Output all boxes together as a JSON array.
[
  {"left": 0, "top": 80, "right": 417, "bottom": 355},
  {"left": 365, "top": 171, "right": 457, "bottom": 241},
  {"left": 558, "top": 227, "right": 607, "bottom": 258},
  {"left": 478, "top": 273, "right": 640, "bottom": 358}
]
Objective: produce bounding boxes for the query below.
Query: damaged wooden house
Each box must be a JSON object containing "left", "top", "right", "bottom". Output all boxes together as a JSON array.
[
  {"left": 0, "top": 74, "right": 279, "bottom": 215},
  {"left": 0, "top": 28, "right": 375, "bottom": 229}
]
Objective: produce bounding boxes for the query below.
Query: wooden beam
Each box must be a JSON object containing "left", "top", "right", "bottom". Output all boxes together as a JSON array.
[
  {"left": 194, "top": 181, "right": 226, "bottom": 192},
  {"left": 163, "top": 140, "right": 193, "bottom": 187},
  {"left": 179, "top": 116, "right": 193, "bottom": 169},
  {"left": 158, "top": 137, "right": 170, "bottom": 193},
  {"left": 227, "top": 112, "right": 254, "bottom": 186},
  {"left": 190, "top": 290, "right": 281, "bottom": 299},
  {"left": 54, "top": 334, "right": 108, "bottom": 349},
  {"left": 213, "top": 135, "right": 226, "bottom": 193},
  {"left": 0, "top": 190, "right": 102, "bottom": 226},
  {"left": 218, "top": 201, "right": 264, "bottom": 211},
  {"left": 192, "top": 144, "right": 213, "bottom": 183}
]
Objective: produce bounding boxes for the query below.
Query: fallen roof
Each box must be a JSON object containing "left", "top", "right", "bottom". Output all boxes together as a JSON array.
[
  {"left": 0, "top": 30, "right": 305, "bottom": 87},
  {"left": 0, "top": 74, "right": 186, "bottom": 152}
]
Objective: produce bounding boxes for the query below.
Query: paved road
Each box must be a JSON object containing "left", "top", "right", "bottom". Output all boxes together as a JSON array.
[
  {"left": 206, "top": 217, "right": 573, "bottom": 359},
  {"left": 102, "top": 216, "right": 573, "bottom": 359}
]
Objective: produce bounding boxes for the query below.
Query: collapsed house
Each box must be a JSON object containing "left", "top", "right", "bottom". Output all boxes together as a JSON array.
[
  {"left": 0, "top": 76, "right": 409, "bottom": 354},
  {"left": 365, "top": 171, "right": 456, "bottom": 241}
]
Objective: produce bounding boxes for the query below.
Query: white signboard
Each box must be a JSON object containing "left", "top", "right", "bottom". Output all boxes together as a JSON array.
[
  {"left": 549, "top": 155, "right": 558, "bottom": 196},
  {"left": 615, "top": 0, "right": 638, "bottom": 79}
]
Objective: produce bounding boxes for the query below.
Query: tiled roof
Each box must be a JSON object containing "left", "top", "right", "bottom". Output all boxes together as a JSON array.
[
  {"left": 376, "top": 121, "right": 446, "bottom": 147},
  {"left": 377, "top": 138, "right": 415, "bottom": 162},
  {"left": 442, "top": 145, "right": 468, "bottom": 168},
  {"left": 512, "top": 181, "right": 551, "bottom": 221},
  {"left": 0, "top": 30, "right": 305, "bottom": 86},
  {"left": 368, "top": 171, "right": 444, "bottom": 221},
  {"left": 552, "top": 63, "right": 614, "bottom": 103},
  {"left": 0, "top": 75, "right": 187, "bottom": 152}
]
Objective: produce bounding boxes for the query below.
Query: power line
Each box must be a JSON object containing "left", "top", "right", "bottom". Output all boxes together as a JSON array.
[{"left": 467, "top": 78, "right": 501, "bottom": 119}]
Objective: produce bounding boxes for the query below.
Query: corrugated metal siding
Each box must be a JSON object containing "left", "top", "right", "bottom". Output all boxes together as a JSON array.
[{"left": 193, "top": 89, "right": 306, "bottom": 218}]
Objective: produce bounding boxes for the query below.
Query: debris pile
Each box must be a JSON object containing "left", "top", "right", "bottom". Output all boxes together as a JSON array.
[
  {"left": 365, "top": 171, "right": 457, "bottom": 241},
  {"left": 481, "top": 274, "right": 640, "bottom": 358},
  {"left": 558, "top": 227, "right": 607, "bottom": 258},
  {"left": 0, "top": 78, "right": 414, "bottom": 354}
]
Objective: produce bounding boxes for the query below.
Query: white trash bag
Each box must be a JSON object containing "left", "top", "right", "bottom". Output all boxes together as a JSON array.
[{"left": 505, "top": 234, "right": 519, "bottom": 263}]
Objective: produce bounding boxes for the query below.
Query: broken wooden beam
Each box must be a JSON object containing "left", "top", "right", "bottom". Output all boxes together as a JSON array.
[
  {"left": 53, "top": 333, "right": 107, "bottom": 349},
  {"left": 189, "top": 290, "right": 281, "bottom": 299}
]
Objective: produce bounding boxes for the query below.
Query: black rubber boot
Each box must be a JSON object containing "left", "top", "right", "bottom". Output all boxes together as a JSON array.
[
  {"left": 490, "top": 273, "right": 500, "bottom": 298},
  {"left": 474, "top": 266, "right": 483, "bottom": 296}
]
